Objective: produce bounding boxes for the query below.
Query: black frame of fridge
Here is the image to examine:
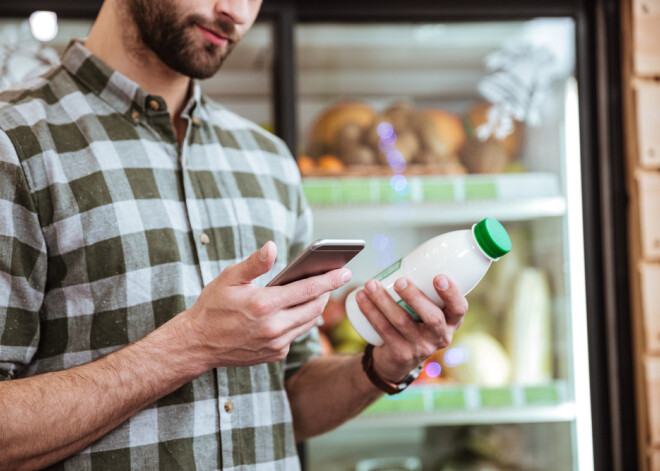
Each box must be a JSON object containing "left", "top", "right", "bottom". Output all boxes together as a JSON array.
[{"left": 0, "top": 1, "right": 635, "bottom": 470}]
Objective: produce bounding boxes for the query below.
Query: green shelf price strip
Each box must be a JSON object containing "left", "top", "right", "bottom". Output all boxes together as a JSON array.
[
  {"left": 362, "top": 381, "right": 569, "bottom": 415},
  {"left": 302, "top": 173, "right": 560, "bottom": 206}
]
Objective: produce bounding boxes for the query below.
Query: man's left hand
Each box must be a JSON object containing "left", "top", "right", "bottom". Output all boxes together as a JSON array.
[{"left": 354, "top": 275, "right": 468, "bottom": 384}]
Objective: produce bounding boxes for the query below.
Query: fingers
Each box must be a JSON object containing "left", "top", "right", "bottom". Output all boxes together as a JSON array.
[
  {"left": 355, "top": 286, "right": 406, "bottom": 346},
  {"left": 358, "top": 276, "right": 468, "bottom": 349},
  {"left": 271, "top": 268, "right": 351, "bottom": 309},
  {"left": 260, "top": 316, "right": 321, "bottom": 363},
  {"left": 433, "top": 275, "right": 469, "bottom": 324},
  {"left": 226, "top": 241, "right": 277, "bottom": 284},
  {"left": 278, "top": 292, "right": 330, "bottom": 331},
  {"left": 393, "top": 277, "right": 452, "bottom": 347},
  {"left": 357, "top": 279, "right": 420, "bottom": 344},
  {"left": 258, "top": 296, "right": 326, "bottom": 363}
]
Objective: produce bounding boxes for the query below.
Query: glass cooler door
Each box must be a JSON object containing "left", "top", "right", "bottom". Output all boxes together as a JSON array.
[{"left": 294, "top": 20, "right": 593, "bottom": 471}]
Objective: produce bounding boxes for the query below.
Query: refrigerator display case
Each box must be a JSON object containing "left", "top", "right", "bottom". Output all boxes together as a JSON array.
[
  {"left": 294, "top": 19, "right": 592, "bottom": 471},
  {"left": 0, "top": 1, "right": 633, "bottom": 470}
]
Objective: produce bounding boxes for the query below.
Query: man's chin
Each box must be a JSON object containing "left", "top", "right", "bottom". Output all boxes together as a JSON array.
[
  {"left": 160, "top": 53, "right": 227, "bottom": 79},
  {"left": 185, "top": 61, "right": 226, "bottom": 79}
]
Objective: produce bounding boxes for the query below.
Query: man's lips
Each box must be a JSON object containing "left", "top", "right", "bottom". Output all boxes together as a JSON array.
[{"left": 195, "top": 24, "right": 229, "bottom": 46}]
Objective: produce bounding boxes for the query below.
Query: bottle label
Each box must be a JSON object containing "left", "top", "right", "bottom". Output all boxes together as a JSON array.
[
  {"left": 397, "top": 299, "right": 422, "bottom": 322},
  {"left": 375, "top": 258, "right": 401, "bottom": 282}
]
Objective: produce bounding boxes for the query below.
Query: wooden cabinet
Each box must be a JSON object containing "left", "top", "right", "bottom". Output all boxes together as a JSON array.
[
  {"left": 625, "top": 0, "right": 660, "bottom": 469},
  {"left": 635, "top": 81, "right": 660, "bottom": 168},
  {"left": 646, "top": 358, "right": 660, "bottom": 445},
  {"left": 651, "top": 450, "right": 660, "bottom": 470},
  {"left": 640, "top": 263, "right": 660, "bottom": 352},
  {"left": 634, "top": 0, "right": 660, "bottom": 75},
  {"left": 637, "top": 172, "right": 660, "bottom": 259}
]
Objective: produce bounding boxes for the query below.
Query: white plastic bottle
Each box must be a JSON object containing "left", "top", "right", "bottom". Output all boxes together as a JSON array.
[{"left": 345, "top": 217, "right": 512, "bottom": 346}]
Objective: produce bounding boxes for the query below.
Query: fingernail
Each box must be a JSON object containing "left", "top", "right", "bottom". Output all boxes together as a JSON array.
[
  {"left": 395, "top": 278, "right": 408, "bottom": 290},
  {"left": 341, "top": 269, "right": 352, "bottom": 284},
  {"left": 259, "top": 242, "right": 270, "bottom": 261},
  {"left": 366, "top": 280, "right": 378, "bottom": 293},
  {"left": 357, "top": 290, "right": 367, "bottom": 302},
  {"left": 437, "top": 275, "right": 449, "bottom": 291}
]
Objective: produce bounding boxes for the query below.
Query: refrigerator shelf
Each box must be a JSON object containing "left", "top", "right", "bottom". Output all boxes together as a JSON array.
[
  {"left": 303, "top": 172, "right": 566, "bottom": 225},
  {"left": 342, "top": 381, "right": 575, "bottom": 428}
]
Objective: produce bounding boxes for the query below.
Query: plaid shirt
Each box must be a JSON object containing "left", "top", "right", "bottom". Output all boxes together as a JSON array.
[{"left": 0, "top": 40, "right": 317, "bottom": 470}]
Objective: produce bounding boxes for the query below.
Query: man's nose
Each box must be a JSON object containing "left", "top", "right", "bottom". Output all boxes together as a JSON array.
[{"left": 214, "top": 0, "right": 249, "bottom": 25}]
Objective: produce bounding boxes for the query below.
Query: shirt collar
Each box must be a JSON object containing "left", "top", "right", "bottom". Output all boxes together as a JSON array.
[{"left": 60, "top": 39, "right": 202, "bottom": 120}]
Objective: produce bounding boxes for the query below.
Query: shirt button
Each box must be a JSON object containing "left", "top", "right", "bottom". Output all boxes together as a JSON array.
[
  {"left": 224, "top": 401, "right": 234, "bottom": 413},
  {"left": 199, "top": 233, "right": 210, "bottom": 245},
  {"left": 130, "top": 110, "right": 140, "bottom": 121},
  {"left": 148, "top": 99, "right": 160, "bottom": 111},
  {"left": 191, "top": 117, "right": 201, "bottom": 125}
]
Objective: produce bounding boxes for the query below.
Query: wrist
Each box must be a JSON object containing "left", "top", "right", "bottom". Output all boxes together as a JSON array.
[
  {"left": 361, "top": 345, "right": 422, "bottom": 395},
  {"left": 145, "top": 311, "right": 211, "bottom": 378},
  {"left": 370, "top": 346, "right": 415, "bottom": 384}
]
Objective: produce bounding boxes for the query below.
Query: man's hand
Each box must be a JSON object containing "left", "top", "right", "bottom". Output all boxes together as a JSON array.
[
  {"left": 354, "top": 275, "right": 468, "bottom": 383},
  {"left": 183, "top": 241, "right": 352, "bottom": 369}
]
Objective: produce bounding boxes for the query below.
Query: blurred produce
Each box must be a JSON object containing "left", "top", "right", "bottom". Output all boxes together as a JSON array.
[
  {"left": 342, "top": 145, "right": 378, "bottom": 166},
  {"left": 332, "top": 318, "right": 368, "bottom": 354},
  {"left": 302, "top": 99, "right": 527, "bottom": 176},
  {"left": 464, "top": 425, "right": 532, "bottom": 469},
  {"left": 414, "top": 109, "right": 466, "bottom": 158},
  {"left": 437, "top": 455, "right": 507, "bottom": 471},
  {"left": 434, "top": 425, "right": 535, "bottom": 471},
  {"left": 384, "top": 102, "right": 415, "bottom": 132},
  {"left": 504, "top": 267, "right": 552, "bottom": 384},
  {"left": 482, "top": 226, "right": 530, "bottom": 327},
  {"left": 504, "top": 161, "right": 527, "bottom": 173},
  {"left": 459, "top": 139, "right": 509, "bottom": 174},
  {"left": 306, "top": 100, "right": 377, "bottom": 158},
  {"left": 296, "top": 155, "right": 316, "bottom": 176},
  {"left": 441, "top": 332, "right": 511, "bottom": 386},
  {"left": 317, "top": 154, "right": 346, "bottom": 173},
  {"left": 458, "top": 102, "right": 524, "bottom": 175},
  {"left": 356, "top": 456, "right": 422, "bottom": 471},
  {"left": 303, "top": 100, "right": 475, "bottom": 176},
  {"left": 465, "top": 102, "right": 523, "bottom": 158},
  {"left": 451, "top": 301, "right": 498, "bottom": 344}
]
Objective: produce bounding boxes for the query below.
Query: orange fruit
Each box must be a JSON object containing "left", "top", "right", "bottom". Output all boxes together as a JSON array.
[
  {"left": 317, "top": 154, "right": 345, "bottom": 173},
  {"left": 296, "top": 155, "right": 316, "bottom": 175}
]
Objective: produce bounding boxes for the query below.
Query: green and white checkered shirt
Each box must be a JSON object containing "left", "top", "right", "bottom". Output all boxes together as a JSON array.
[{"left": 0, "top": 40, "right": 318, "bottom": 470}]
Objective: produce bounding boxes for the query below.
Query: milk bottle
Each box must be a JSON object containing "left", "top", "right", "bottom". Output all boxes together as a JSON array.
[{"left": 346, "top": 217, "right": 512, "bottom": 346}]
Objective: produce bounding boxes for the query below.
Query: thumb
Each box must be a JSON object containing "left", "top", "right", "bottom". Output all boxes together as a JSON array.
[{"left": 226, "top": 241, "right": 277, "bottom": 284}]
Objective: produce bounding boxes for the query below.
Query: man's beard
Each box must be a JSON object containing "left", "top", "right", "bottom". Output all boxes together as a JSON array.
[{"left": 126, "top": 0, "right": 239, "bottom": 79}]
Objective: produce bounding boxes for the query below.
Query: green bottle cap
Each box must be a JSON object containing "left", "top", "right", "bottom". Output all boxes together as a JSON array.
[{"left": 474, "top": 217, "right": 512, "bottom": 259}]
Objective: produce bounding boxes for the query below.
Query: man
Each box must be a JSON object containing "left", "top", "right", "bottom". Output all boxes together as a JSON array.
[{"left": 0, "top": 0, "right": 468, "bottom": 469}]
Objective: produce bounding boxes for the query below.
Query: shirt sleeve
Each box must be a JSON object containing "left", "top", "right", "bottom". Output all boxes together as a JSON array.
[
  {"left": 283, "top": 178, "right": 321, "bottom": 380},
  {"left": 0, "top": 129, "right": 46, "bottom": 380}
]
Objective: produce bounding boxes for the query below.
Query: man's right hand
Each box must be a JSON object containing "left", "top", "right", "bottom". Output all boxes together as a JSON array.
[{"left": 182, "top": 241, "right": 352, "bottom": 369}]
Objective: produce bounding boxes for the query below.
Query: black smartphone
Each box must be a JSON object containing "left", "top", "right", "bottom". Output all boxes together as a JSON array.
[{"left": 266, "top": 239, "right": 365, "bottom": 286}]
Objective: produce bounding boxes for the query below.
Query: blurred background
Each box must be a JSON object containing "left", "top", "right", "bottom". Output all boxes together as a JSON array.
[{"left": 1, "top": 0, "right": 656, "bottom": 470}]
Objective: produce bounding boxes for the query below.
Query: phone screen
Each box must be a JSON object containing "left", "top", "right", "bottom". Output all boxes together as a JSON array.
[{"left": 267, "top": 239, "right": 365, "bottom": 286}]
